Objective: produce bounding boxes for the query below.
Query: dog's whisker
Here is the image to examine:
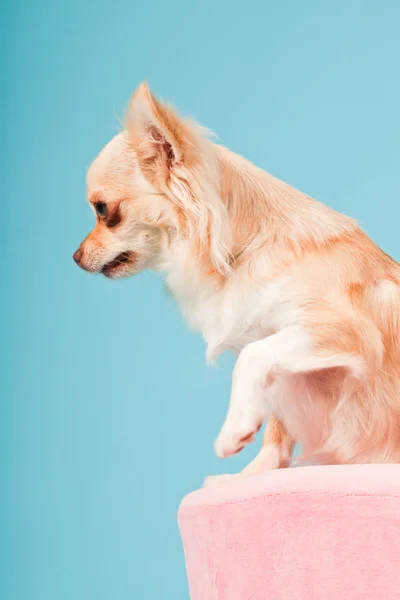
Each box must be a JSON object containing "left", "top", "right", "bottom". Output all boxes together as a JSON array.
[{"left": 145, "top": 271, "right": 165, "bottom": 282}]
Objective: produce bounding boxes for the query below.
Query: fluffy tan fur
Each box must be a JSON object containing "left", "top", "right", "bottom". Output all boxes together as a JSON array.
[{"left": 75, "top": 82, "right": 400, "bottom": 479}]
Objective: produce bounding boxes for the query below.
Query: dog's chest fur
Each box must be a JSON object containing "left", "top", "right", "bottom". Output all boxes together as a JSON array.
[{"left": 166, "top": 267, "right": 296, "bottom": 362}]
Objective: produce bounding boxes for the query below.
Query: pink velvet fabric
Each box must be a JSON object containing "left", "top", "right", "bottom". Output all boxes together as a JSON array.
[{"left": 178, "top": 465, "right": 400, "bottom": 599}]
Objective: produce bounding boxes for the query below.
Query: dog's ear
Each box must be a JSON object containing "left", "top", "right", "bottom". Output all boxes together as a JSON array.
[
  {"left": 126, "top": 82, "right": 230, "bottom": 275},
  {"left": 126, "top": 82, "right": 198, "bottom": 185}
]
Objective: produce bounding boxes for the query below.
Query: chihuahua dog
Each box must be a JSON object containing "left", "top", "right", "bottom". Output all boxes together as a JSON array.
[{"left": 74, "top": 82, "right": 400, "bottom": 482}]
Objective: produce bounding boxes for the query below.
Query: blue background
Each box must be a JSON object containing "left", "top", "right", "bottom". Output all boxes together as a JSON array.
[{"left": 2, "top": 1, "right": 400, "bottom": 598}]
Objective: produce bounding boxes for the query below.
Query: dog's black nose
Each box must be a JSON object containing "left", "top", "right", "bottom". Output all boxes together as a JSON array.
[{"left": 73, "top": 247, "right": 83, "bottom": 264}]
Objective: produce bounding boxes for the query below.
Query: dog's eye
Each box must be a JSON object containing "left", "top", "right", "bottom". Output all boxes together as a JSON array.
[{"left": 95, "top": 202, "right": 108, "bottom": 218}]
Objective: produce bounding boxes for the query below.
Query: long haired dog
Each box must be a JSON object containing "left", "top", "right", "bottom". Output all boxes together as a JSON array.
[{"left": 74, "top": 83, "right": 400, "bottom": 480}]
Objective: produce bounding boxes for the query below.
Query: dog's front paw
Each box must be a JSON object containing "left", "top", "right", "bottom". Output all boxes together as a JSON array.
[{"left": 214, "top": 411, "right": 263, "bottom": 458}]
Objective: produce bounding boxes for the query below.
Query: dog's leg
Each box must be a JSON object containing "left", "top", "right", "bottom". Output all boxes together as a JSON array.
[
  {"left": 214, "top": 325, "right": 305, "bottom": 458},
  {"left": 214, "top": 315, "right": 381, "bottom": 459},
  {"left": 242, "top": 415, "right": 295, "bottom": 474},
  {"left": 213, "top": 347, "right": 268, "bottom": 459}
]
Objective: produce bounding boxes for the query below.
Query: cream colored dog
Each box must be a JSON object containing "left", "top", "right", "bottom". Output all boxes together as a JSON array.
[{"left": 74, "top": 82, "right": 400, "bottom": 483}]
